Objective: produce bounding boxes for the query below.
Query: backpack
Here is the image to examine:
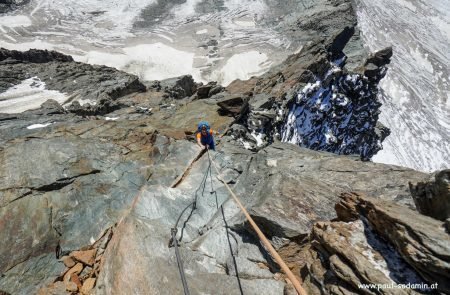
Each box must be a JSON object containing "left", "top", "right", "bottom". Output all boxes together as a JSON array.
[{"left": 197, "top": 121, "right": 210, "bottom": 132}]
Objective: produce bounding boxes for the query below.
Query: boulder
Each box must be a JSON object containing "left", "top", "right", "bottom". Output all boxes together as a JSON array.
[
  {"left": 81, "top": 278, "right": 96, "bottom": 294},
  {"left": 197, "top": 82, "right": 219, "bottom": 99},
  {"left": 217, "top": 95, "right": 249, "bottom": 117},
  {"left": 409, "top": 169, "right": 450, "bottom": 220},
  {"left": 71, "top": 249, "right": 97, "bottom": 266},
  {"left": 160, "top": 75, "right": 197, "bottom": 99}
]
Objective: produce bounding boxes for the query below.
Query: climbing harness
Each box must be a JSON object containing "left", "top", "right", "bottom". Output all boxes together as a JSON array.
[{"left": 169, "top": 147, "right": 307, "bottom": 295}]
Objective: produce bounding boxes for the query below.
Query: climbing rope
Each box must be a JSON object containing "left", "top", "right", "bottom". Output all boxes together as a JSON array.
[
  {"left": 206, "top": 149, "right": 244, "bottom": 293},
  {"left": 169, "top": 150, "right": 212, "bottom": 295},
  {"left": 207, "top": 149, "right": 308, "bottom": 295},
  {"left": 170, "top": 228, "right": 190, "bottom": 295},
  {"left": 170, "top": 147, "right": 308, "bottom": 295}
]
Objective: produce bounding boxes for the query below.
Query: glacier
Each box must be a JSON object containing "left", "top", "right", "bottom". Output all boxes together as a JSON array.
[{"left": 354, "top": 0, "right": 450, "bottom": 172}]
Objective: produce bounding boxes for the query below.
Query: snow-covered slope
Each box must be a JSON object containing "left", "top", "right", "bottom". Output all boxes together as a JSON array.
[
  {"left": 0, "top": 0, "right": 298, "bottom": 85},
  {"left": 281, "top": 60, "right": 388, "bottom": 160},
  {"left": 354, "top": 0, "right": 450, "bottom": 172},
  {"left": 0, "top": 77, "right": 67, "bottom": 113}
]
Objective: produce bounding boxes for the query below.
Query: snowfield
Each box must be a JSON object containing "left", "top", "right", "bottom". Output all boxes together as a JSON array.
[{"left": 355, "top": 0, "right": 450, "bottom": 172}]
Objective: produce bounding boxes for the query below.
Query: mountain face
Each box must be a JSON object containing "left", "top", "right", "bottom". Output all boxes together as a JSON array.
[
  {"left": 0, "top": 0, "right": 305, "bottom": 84},
  {"left": 354, "top": 0, "right": 450, "bottom": 172},
  {"left": 0, "top": 0, "right": 449, "bottom": 295},
  {"left": 1, "top": 0, "right": 447, "bottom": 172}
]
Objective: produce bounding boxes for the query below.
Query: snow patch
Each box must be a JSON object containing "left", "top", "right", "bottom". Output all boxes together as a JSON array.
[
  {"left": 0, "top": 77, "right": 67, "bottom": 114},
  {"left": 267, "top": 159, "right": 277, "bottom": 167},
  {"left": 196, "top": 29, "right": 208, "bottom": 35},
  {"left": 26, "top": 123, "right": 52, "bottom": 129},
  {"left": 75, "top": 43, "right": 202, "bottom": 82},
  {"left": 212, "top": 51, "right": 270, "bottom": 86},
  {"left": 251, "top": 131, "right": 264, "bottom": 147},
  {"left": 0, "top": 15, "right": 32, "bottom": 28},
  {"left": 281, "top": 61, "right": 383, "bottom": 159},
  {"left": 233, "top": 19, "right": 255, "bottom": 28}
]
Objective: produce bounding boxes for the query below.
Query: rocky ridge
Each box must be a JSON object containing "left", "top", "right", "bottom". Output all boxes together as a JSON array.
[{"left": 0, "top": 48, "right": 146, "bottom": 116}]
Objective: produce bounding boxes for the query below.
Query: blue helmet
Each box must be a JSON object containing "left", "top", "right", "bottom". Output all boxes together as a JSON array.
[{"left": 198, "top": 121, "right": 210, "bottom": 132}]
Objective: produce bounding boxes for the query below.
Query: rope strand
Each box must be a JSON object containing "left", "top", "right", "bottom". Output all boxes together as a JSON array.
[{"left": 207, "top": 149, "right": 307, "bottom": 295}]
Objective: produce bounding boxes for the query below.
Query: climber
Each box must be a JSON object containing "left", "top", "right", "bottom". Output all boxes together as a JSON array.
[{"left": 196, "top": 121, "right": 217, "bottom": 150}]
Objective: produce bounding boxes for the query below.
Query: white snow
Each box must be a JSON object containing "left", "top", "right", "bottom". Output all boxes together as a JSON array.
[
  {"left": 0, "top": 77, "right": 67, "bottom": 114},
  {"left": 324, "top": 129, "right": 337, "bottom": 144},
  {"left": 105, "top": 117, "right": 119, "bottom": 121},
  {"left": 0, "top": 39, "right": 80, "bottom": 54},
  {"left": 355, "top": 0, "right": 450, "bottom": 172},
  {"left": 195, "top": 29, "right": 208, "bottom": 35},
  {"left": 0, "top": 15, "right": 32, "bottom": 28},
  {"left": 395, "top": 0, "right": 417, "bottom": 12},
  {"left": 212, "top": 51, "right": 271, "bottom": 86},
  {"left": 74, "top": 43, "right": 202, "bottom": 82},
  {"left": 26, "top": 123, "right": 52, "bottom": 129},
  {"left": 29, "top": 0, "right": 157, "bottom": 40},
  {"left": 239, "top": 139, "right": 252, "bottom": 150},
  {"left": 233, "top": 19, "right": 256, "bottom": 28},
  {"left": 0, "top": 0, "right": 293, "bottom": 90},
  {"left": 251, "top": 131, "right": 264, "bottom": 147}
]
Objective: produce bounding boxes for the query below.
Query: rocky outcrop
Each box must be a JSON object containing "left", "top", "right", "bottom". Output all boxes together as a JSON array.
[
  {"left": 0, "top": 48, "right": 145, "bottom": 111},
  {"left": 232, "top": 142, "right": 426, "bottom": 240},
  {"left": 220, "top": 0, "right": 390, "bottom": 161},
  {"left": 0, "top": 0, "right": 29, "bottom": 13},
  {"left": 216, "top": 95, "right": 249, "bottom": 117},
  {"left": 409, "top": 169, "right": 450, "bottom": 221},
  {"left": 38, "top": 227, "right": 114, "bottom": 294},
  {"left": 196, "top": 81, "right": 224, "bottom": 99},
  {"left": 0, "top": 48, "right": 73, "bottom": 64},
  {"left": 225, "top": 37, "right": 392, "bottom": 159},
  {"left": 159, "top": 75, "right": 197, "bottom": 99},
  {"left": 360, "top": 47, "right": 393, "bottom": 82},
  {"left": 301, "top": 192, "right": 450, "bottom": 294}
]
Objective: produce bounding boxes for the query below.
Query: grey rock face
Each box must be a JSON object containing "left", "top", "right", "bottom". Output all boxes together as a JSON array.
[
  {"left": 409, "top": 169, "right": 450, "bottom": 221},
  {"left": 231, "top": 142, "right": 426, "bottom": 240},
  {"left": 160, "top": 75, "right": 197, "bottom": 99},
  {"left": 0, "top": 48, "right": 145, "bottom": 113},
  {"left": 0, "top": 101, "right": 428, "bottom": 294},
  {"left": 0, "top": 48, "right": 73, "bottom": 63}
]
